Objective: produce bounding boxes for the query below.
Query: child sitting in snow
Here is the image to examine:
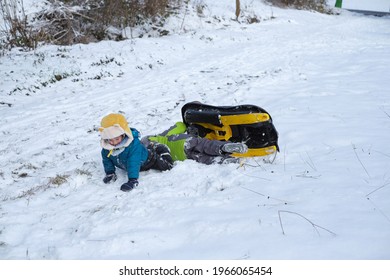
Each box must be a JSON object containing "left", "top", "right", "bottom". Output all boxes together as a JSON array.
[
  {"left": 99, "top": 114, "right": 247, "bottom": 192},
  {"left": 99, "top": 113, "right": 173, "bottom": 192}
]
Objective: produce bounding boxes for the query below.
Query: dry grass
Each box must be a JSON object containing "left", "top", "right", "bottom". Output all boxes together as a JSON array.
[
  {"left": 1, "top": 0, "right": 183, "bottom": 48},
  {"left": 48, "top": 174, "right": 70, "bottom": 186},
  {"left": 2, "top": 174, "right": 70, "bottom": 201},
  {"left": 265, "top": 0, "right": 331, "bottom": 13},
  {"left": 0, "top": 0, "right": 46, "bottom": 50}
]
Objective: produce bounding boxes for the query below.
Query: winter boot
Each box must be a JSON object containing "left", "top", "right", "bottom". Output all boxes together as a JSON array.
[
  {"left": 154, "top": 143, "right": 174, "bottom": 171},
  {"left": 221, "top": 143, "right": 248, "bottom": 154}
]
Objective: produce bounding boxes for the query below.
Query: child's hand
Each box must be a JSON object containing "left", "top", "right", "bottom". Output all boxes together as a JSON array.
[
  {"left": 103, "top": 173, "right": 117, "bottom": 184},
  {"left": 120, "top": 179, "right": 138, "bottom": 192}
]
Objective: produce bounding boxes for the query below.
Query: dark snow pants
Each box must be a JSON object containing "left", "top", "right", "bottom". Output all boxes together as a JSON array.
[
  {"left": 184, "top": 136, "right": 228, "bottom": 165},
  {"left": 141, "top": 142, "right": 174, "bottom": 172},
  {"left": 142, "top": 134, "right": 231, "bottom": 165}
]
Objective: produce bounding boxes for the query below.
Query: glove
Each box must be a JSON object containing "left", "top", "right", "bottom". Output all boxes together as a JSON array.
[
  {"left": 120, "top": 178, "right": 139, "bottom": 192},
  {"left": 103, "top": 173, "right": 117, "bottom": 184}
]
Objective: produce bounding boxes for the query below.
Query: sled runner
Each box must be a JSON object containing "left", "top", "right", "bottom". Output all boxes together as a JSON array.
[{"left": 181, "top": 102, "right": 279, "bottom": 157}]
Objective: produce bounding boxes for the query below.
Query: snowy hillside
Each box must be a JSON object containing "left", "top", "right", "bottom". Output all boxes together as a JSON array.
[{"left": 1, "top": 0, "right": 390, "bottom": 260}]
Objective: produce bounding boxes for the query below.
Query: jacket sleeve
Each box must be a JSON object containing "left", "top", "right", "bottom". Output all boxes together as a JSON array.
[
  {"left": 101, "top": 149, "right": 116, "bottom": 174},
  {"left": 125, "top": 139, "right": 146, "bottom": 179}
]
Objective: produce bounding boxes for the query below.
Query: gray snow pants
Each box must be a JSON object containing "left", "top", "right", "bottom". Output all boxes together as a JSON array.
[
  {"left": 184, "top": 136, "right": 229, "bottom": 165},
  {"left": 141, "top": 134, "right": 231, "bottom": 165}
]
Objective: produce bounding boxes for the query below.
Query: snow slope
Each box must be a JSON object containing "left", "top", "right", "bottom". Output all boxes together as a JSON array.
[{"left": 1, "top": 1, "right": 390, "bottom": 260}]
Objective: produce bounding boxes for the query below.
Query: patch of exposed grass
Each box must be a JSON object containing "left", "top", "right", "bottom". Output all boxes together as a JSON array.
[{"left": 48, "top": 174, "right": 70, "bottom": 186}]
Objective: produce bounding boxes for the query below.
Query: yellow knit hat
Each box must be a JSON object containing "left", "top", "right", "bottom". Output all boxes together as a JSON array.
[{"left": 99, "top": 113, "right": 134, "bottom": 149}]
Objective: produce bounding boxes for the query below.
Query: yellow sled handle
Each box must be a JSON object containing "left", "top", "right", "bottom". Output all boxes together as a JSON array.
[
  {"left": 220, "top": 113, "right": 270, "bottom": 125},
  {"left": 195, "top": 113, "right": 271, "bottom": 142},
  {"left": 232, "top": 146, "right": 277, "bottom": 157}
]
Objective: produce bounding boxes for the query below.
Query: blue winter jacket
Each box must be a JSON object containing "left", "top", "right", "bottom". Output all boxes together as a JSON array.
[{"left": 101, "top": 128, "right": 148, "bottom": 179}]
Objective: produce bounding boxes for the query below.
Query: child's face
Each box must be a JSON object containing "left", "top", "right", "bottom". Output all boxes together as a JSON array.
[{"left": 108, "top": 135, "right": 124, "bottom": 146}]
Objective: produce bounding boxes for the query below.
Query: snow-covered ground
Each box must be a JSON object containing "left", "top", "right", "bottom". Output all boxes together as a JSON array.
[{"left": 1, "top": 0, "right": 390, "bottom": 260}]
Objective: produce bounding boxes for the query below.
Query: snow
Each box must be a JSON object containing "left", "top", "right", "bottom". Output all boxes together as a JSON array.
[{"left": 1, "top": 0, "right": 390, "bottom": 260}]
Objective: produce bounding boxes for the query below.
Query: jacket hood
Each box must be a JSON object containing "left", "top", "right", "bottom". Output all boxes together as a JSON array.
[{"left": 99, "top": 113, "right": 134, "bottom": 150}]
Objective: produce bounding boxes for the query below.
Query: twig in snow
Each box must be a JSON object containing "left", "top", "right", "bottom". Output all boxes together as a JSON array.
[
  {"left": 372, "top": 149, "right": 390, "bottom": 158},
  {"left": 365, "top": 178, "right": 390, "bottom": 224},
  {"left": 295, "top": 171, "right": 321, "bottom": 179},
  {"left": 366, "top": 182, "right": 390, "bottom": 197},
  {"left": 278, "top": 210, "right": 337, "bottom": 237},
  {"left": 366, "top": 197, "right": 390, "bottom": 223},
  {"left": 239, "top": 154, "right": 277, "bottom": 173},
  {"left": 300, "top": 151, "right": 316, "bottom": 171},
  {"left": 380, "top": 107, "right": 390, "bottom": 119},
  {"left": 240, "top": 158, "right": 266, "bottom": 171},
  {"left": 254, "top": 158, "right": 267, "bottom": 170},
  {"left": 264, "top": 152, "right": 277, "bottom": 164},
  {"left": 235, "top": 169, "right": 271, "bottom": 181},
  {"left": 240, "top": 186, "right": 289, "bottom": 204},
  {"left": 322, "top": 142, "right": 335, "bottom": 155},
  {"left": 306, "top": 151, "right": 316, "bottom": 171},
  {"left": 352, "top": 144, "right": 370, "bottom": 178}
]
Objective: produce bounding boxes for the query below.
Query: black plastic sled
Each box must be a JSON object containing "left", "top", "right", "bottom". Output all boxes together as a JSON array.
[{"left": 181, "top": 102, "right": 279, "bottom": 157}]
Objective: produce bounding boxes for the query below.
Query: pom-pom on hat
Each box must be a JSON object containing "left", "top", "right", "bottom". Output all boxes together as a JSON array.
[{"left": 99, "top": 113, "right": 134, "bottom": 150}]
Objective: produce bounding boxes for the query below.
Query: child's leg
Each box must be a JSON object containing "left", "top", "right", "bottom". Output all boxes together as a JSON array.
[
  {"left": 141, "top": 140, "right": 173, "bottom": 171},
  {"left": 184, "top": 137, "right": 247, "bottom": 164},
  {"left": 154, "top": 143, "right": 174, "bottom": 171},
  {"left": 185, "top": 137, "right": 225, "bottom": 156},
  {"left": 140, "top": 142, "right": 157, "bottom": 171},
  {"left": 184, "top": 137, "right": 226, "bottom": 164}
]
